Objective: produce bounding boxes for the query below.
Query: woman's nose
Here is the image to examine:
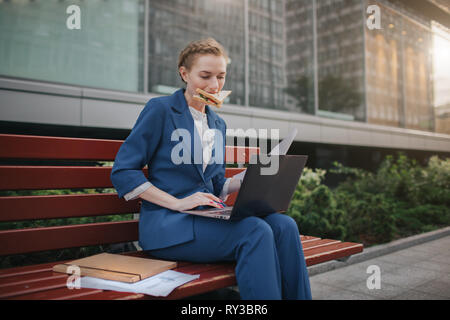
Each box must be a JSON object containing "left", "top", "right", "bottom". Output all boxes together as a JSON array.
[{"left": 208, "top": 78, "right": 219, "bottom": 93}]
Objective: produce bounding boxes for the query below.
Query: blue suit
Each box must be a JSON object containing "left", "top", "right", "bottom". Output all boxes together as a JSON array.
[{"left": 111, "top": 88, "right": 312, "bottom": 300}]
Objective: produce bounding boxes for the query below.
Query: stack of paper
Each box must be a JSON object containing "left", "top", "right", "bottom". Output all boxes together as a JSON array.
[{"left": 80, "top": 270, "right": 200, "bottom": 297}]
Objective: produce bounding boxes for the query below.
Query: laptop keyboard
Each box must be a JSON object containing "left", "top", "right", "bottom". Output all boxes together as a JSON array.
[{"left": 209, "top": 207, "right": 233, "bottom": 214}]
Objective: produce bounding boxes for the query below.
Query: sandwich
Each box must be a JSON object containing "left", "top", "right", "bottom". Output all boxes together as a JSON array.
[{"left": 193, "top": 88, "right": 232, "bottom": 108}]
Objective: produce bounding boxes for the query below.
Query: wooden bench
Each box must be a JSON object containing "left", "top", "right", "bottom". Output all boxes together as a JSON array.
[{"left": 0, "top": 133, "right": 363, "bottom": 300}]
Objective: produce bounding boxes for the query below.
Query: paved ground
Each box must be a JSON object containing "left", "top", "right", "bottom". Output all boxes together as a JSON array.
[{"left": 309, "top": 235, "right": 450, "bottom": 300}]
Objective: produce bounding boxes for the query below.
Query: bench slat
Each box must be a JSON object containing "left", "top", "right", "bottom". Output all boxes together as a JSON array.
[
  {"left": 304, "top": 242, "right": 363, "bottom": 266},
  {"left": 10, "top": 287, "right": 107, "bottom": 300},
  {"left": 0, "top": 166, "right": 247, "bottom": 191},
  {"left": 0, "top": 260, "right": 67, "bottom": 279},
  {"left": 161, "top": 265, "right": 237, "bottom": 300},
  {"left": 0, "top": 194, "right": 139, "bottom": 222},
  {"left": 0, "top": 134, "right": 122, "bottom": 161},
  {"left": 302, "top": 239, "right": 342, "bottom": 250},
  {"left": 0, "top": 134, "right": 259, "bottom": 163},
  {"left": 0, "top": 273, "right": 68, "bottom": 299},
  {"left": 0, "top": 166, "right": 114, "bottom": 190},
  {"left": 225, "top": 146, "right": 259, "bottom": 164},
  {"left": 0, "top": 221, "right": 139, "bottom": 256},
  {"left": 0, "top": 269, "right": 66, "bottom": 288}
]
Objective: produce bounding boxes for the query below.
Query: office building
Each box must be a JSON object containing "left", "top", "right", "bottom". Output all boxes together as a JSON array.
[{"left": 1, "top": 0, "right": 449, "bottom": 172}]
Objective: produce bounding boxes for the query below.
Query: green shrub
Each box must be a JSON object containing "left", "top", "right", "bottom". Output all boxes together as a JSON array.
[
  {"left": 287, "top": 168, "right": 346, "bottom": 240},
  {"left": 287, "top": 154, "right": 450, "bottom": 247}
]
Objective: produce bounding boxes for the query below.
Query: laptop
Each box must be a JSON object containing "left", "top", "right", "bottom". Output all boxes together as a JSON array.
[{"left": 181, "top": 155, "right": 308, "bottom": 220}]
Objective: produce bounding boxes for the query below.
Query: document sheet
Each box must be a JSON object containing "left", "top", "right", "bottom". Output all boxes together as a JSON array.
[
  {"left": 233, "top": 128, "right": 298, "bottom": 181},
  {"left": 79, "top": 270, "right": 199, "bottom": 297}
]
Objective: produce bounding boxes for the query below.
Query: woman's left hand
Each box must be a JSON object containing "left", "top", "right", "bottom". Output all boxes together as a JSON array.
[{"left": 174, "top": 192, "right": 225, "bottom": 211}]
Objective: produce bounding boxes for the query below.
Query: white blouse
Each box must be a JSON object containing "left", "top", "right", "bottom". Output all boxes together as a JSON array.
[{"left": 123, "top": 106, "right": 231, "bottom": 201}]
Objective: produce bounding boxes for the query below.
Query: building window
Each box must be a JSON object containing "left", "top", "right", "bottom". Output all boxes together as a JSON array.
[{"left": 0, "top": 0, "right": 144, "bottom": 92}]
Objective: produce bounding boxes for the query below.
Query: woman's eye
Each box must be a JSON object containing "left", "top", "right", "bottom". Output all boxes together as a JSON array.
[{"left": 200, "top": 76, "right": 225, "bottom": 80}]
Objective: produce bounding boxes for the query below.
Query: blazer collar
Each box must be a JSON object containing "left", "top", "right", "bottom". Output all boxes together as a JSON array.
[
  {"left": 170, "top": 88, "right": 222, "bottom": 182},
  {"left": 172, "top": 88, "right": 220, "bottom": 129}
]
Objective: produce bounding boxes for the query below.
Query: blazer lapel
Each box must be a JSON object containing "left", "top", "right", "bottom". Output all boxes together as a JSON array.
[
  {"left": 170, "top": 89, "right": 205, "bottom": 183},
  {"left": 203, "top": 105, "right": 224, "bottom": 178}
]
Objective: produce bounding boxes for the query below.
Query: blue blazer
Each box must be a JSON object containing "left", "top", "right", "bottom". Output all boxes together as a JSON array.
[{"left": 111, "top": 88, "right": 227, "bottom": 251}]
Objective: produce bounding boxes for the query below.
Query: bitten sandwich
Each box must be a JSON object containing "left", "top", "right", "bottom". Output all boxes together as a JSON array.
[{"left": 193, "top": 88, "right": 232, "bottom": 108}]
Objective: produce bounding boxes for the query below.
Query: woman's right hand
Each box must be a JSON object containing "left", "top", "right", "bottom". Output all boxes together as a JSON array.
[{"left": 174, "top": 192, "right": 225, "bottom": 211}]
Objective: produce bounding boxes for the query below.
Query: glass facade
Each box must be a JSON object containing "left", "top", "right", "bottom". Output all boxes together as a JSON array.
[
  {"left": 365, "top": 2, "right": 405, "bottom": 128},
  {"left": 248, "top": 0, "right": 285, "bottom": 110},
  {"left": 285, "top": 0, "right": 315, "bottom": 115},
  {"left": 316, "top": 0, "right": 366, "bottom": 122},
  {"left": 432, "top": 22, "right": 450, "bottom": 134},
  {"left": 1, "top": 0, "right": 449, "bottom": 135},
  {"left": 147, "top": 0, "right": 246, "bottom": 105},
  {"left": 365, "top": 0, "right": 448, "bottom": 133},
  {"left": 0, "top": 0, "right": 144, "bottom": 92}
]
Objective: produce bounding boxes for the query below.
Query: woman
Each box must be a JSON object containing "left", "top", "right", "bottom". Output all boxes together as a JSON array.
[{"left": 111, "top": 38, "right": 312, "bottom": 300}]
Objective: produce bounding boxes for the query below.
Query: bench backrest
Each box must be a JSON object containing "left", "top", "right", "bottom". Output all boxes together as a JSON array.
[{"left": 0, "top": 134, "right": 259, "bottom": 257}]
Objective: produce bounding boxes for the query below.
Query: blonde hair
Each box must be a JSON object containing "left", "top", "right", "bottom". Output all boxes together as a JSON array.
[{"left": 178, "top": 38, "right": 228, "bottom": 83}]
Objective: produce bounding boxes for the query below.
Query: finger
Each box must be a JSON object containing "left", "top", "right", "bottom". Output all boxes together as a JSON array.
[
  {"left": 207, "top": 198, "right": 226, "bottom": 208},
  {"left": 202, "top": 192, "right": 223, "bottom": 203},
  {"left": 206, "top": 200, "right": 222, "bottom": 208}
]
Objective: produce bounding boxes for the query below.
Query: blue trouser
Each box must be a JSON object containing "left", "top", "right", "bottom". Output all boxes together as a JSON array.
[{"left": 149, "top": 213, "right": 312, "bottom": 300}]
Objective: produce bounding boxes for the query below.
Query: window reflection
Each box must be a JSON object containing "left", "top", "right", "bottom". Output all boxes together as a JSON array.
[
  {"left": 248, "top": 0, "right": 286, "bottom": 110},
  {"left": 365, "top": 1, "right": 436, "bottom": 132},
  {"left": 432, "top": 23, "right": 450, "bottom": 135},
  {"left": 285, "top": 0, "right": 315, "bottom": 114},
  {"left": 147, "top": 0, "right": 245, "bottom": 105},
  {"left": 366, "top": 2, "right": 405, "bottom": 127},
  {"left": 316, "top": 0, "right": 365, "bottom": 121},
  {"left": 402, "top": 17, "right": 434, "bottom": 131},
  {"left": 0, "top": 0, "right": 143, "bottom": 92}
]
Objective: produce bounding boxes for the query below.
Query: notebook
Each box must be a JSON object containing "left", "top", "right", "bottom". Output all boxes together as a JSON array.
[{"left": 52, "top": 252, "right": 177, "bottom": 283}]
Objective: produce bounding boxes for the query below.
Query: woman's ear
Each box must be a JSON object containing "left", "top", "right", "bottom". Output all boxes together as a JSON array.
[{"left": 179, "top": 66, "right": 188, "bottom": 83}]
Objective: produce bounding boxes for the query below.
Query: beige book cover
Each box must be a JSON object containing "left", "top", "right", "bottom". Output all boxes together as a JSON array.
[{"left": 53, "top": 252, "right": 177, "bottom": 283}]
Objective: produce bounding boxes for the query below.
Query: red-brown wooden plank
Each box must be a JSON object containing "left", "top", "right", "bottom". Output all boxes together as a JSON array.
[
  {"left": 0, "top": 134, "right": 259, "bottom": 163},
  {"left": 9, "top": 287, "right": 106, "bottom": 300},
  {"left": 302, "top": 239, "right": 342, "bottom": 250},
  {"left": 300, "top": 235, "right": 322, "bottom": 243},
  {"left": 158, "top": 265, "right": 237, "bottom": 300},
  {"left": 65, "top": 288, "right": 144, "bottom": 300},
  {"left": 0, "top": 273, "right": 68, "bottom": 299},
  {"left": 0, "top": 270, "right": 67, "bottom": 288},
  {"left": 0, "top": 193, "right": 140, "bottom": 222},
  {"left": 304, "top": 242, "right": 364, "bottom": 266},
  {"left": 225, "top": 146, "right": 260, "bottom": 164},
  {"left": 224, "top": 167, "right": 246, "bottom": 178},
  {"left": 0, "top": 134, "right": 122, "bottom": 161},
  {"left": 0, "top": 260, "right": 61, "bottom": 279},
  {"left": 0, "top": 220, "right": 139, "bottom": 256},
  {"left": 0, "top": 166, "right": 115, "bottom": 190}
]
